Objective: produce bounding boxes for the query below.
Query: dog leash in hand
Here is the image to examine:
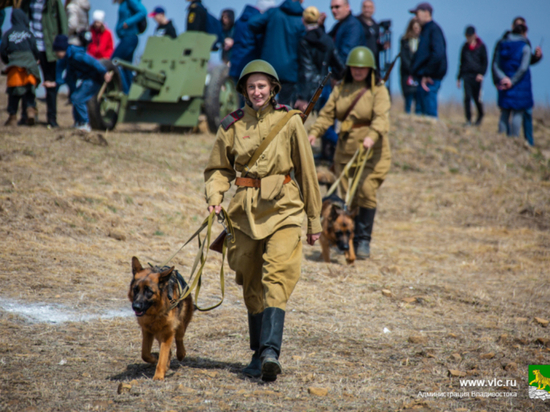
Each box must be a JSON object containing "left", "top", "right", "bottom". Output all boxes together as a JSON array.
[
  {"left": 345, "top": 146, "right": 372, "bottom": 210},
  {"left": 161, "top": 208, "right": 235, "bottom": 312}
]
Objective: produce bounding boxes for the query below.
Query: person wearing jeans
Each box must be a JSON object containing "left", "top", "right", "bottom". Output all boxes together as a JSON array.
[
  {"left": 399, "top": 18, "right": 421, "bottom": 114},
  {"left": 409, "top": 2, "right": 447, "bottom": 118},
  {"left": 113, "top": 0, "right": 147, "bottom": 93},
  {"left": 53, "top": 35, "right": 112, "bottom": 131},
  {"left": 493, "top": 24, "right": 533, "bottom": 145}
]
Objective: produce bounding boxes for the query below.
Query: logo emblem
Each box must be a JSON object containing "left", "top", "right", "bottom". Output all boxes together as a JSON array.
[{"left": 529, "top": 365, "right": 550, "bottom": 400}]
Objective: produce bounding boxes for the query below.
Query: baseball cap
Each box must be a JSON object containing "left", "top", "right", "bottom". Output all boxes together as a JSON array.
[
  {"left": 409, "top": 2, "right": 433, "bottom": 14},
  {"left": 148, "top": 6, "right": 165, "bottom": 17},
  {"left": 303, "top": 6, "right": 320, "bottom": 24}
]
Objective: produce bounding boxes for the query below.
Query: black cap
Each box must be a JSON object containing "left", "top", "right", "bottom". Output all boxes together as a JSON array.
[
  {"left": 465, "top": 26, "right": 476, "bottom": 36},
  {"left": 52, "top": 34, "right": 69, "bottom": 51},
  {"left": 409, "top": 2, "right": 433, "bottom": 14}
]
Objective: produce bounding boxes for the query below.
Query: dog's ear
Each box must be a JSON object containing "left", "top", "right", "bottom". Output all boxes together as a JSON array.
[
  {"left": 348, "top": 207, "right": 359, "bottom": 218},
  {"left": 132, "top": 256, "right": 143, "bottom": 276},
  {"left": 330, "top": 205, "right": 342, "bottom": 221},
  {"left": 159, "top": 266, "right": 174, "bottom": 283}
]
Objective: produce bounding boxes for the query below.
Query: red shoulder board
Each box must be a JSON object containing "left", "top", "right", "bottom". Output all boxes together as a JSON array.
[
  {"left": 274, "top": 104, "right": 292, "bottom": 111},
  {"left": 220, "top": 109, "right": 245, "bottom": 131}
]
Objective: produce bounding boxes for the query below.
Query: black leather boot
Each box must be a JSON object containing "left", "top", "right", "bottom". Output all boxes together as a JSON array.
[
  {"left": 259, "top": 307, "right": 285, "bottom": 382},
  {"left": 354, "top": 207, "right": 376, "bottom": 259},
  {"left": 45, "top": 87, "right": 58, "bottom": 128},
  {"left": 242, "top": 312, "right": 262, "bottom": 378}
]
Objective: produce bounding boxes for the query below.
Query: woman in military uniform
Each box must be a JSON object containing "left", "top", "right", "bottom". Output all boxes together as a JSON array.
[
  {"left": 308, "top": 46, "right": 391, "bottom": 259},
  {"left": 204, "top": 60, "right": 322, "bottom": 381}
]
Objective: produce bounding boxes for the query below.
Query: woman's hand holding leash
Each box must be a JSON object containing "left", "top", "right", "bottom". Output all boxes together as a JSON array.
[
  {"left": 363, "top": 137, "right": 375, "bottom": 149},
  {"left": 208, "top": 205, "right": 222, "bottom": 215}
]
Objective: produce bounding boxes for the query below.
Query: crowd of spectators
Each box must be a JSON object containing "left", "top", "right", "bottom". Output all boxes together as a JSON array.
[{"left": 0, "top": 0, "right": 543, "bottom": 145}]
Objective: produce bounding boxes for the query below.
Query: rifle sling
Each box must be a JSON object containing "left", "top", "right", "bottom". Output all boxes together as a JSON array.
[
  {"left": 342, "top": 87, "right": 369, "bottom": 122},
  {"left": 243, "top": 109, "right": 302, "bottom": 176}
]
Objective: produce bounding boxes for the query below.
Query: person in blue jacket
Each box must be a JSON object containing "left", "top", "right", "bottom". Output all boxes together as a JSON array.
[
  {"left": 409, "top": 2, "right": 447, "bottom": 118},
  {"left": 112, "top": 0, "right": 147, "bottom": 94},
  {"left": 229, "top": 2, "right": 264, "bottom": 83},
  {"left": 327, "top": 0, "right": 366, "bottom": 63},
  {"left": 493, "top": 24, "right": 534, "bottom": 145},
  {"left": 54, "top": 34, "right": 113, "bottom": 131},
  {"left": 248, "top": 0, "right": 305, "bottom": 106}
]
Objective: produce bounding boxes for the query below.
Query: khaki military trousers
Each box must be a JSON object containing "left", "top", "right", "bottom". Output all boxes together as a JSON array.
[
  {"left": 227, "top": 225, "right": 302, "bottom": 315},
  {"left": 334, "top": 137, "right": 391, "bottom": 209},
  {"left": 334, "top": 161, "right": 385, "bottom": 209}
]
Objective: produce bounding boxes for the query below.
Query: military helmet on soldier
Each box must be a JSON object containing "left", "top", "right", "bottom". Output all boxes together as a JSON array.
[
  {"left": 346, "top": 46, "right": 377, "bottom": 69},
  {"left": 236, "top": 60, "right": 282, "bottom": 97}
]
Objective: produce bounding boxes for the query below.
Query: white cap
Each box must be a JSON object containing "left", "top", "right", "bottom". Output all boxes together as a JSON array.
[
  {"left": 256, "top": 0, "right": 276, "bottom": 12},
  {"left": 92, "top": 10, "right": 105, "bottom": 23}
]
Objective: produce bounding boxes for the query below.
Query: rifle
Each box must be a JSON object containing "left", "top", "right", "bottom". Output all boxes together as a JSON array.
[
  {"left": 383, "top": 53, "right": 401, "bottom": 83},
  {"left": 300, "top": 71, "right": 332, "bottom": 123}
]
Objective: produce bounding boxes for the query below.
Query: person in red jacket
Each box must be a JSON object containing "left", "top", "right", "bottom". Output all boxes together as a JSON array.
[{"left": 87, "top": 10, "right": 114, "bottom": 59}]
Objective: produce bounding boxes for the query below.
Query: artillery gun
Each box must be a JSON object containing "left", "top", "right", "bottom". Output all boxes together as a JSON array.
[{"left": 87, "top": 31, "right": 238, "bottom": 132}]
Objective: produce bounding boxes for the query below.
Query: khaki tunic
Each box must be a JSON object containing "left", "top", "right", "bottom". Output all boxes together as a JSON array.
[
  {"left": 204, "top": 103, "right": 322, "bottom": 314},
  {"left": 309, "top": 81, "right": 392, "bottom": 208},
  {"left": 205, "top": 104, "right": 322, "bottom": 239}
]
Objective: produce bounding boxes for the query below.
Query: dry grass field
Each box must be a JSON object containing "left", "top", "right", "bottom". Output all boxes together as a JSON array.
[{"left": 1, "top": 85, "right": 550, "bottom": 412}]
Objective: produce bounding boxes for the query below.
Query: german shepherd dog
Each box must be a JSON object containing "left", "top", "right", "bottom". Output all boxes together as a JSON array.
[
  {"left": 320, "top": 195, "right": 358, "bottom": 264},
  {"left": 128, "top": 257, "right": 193, "bottom": 381}
]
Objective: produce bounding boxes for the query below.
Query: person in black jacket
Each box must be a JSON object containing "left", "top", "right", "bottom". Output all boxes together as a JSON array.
[
  {"left": 149, "top": 7, "right": 177, "bottom": 39},
  {"left": 409, "top": 2, "right": 447, "bottom": 118},
  {"left": 295, "top": 6, "right": 344, "bottom": 111},
  {"left": 457, "top": 26, "right": 487, "bottom": 126},
  {"left": 357, "top": 0, "right": 388, "bottom": 69},
  {"left": 399, "top": 17, "right": 421, "bottom": 114}
]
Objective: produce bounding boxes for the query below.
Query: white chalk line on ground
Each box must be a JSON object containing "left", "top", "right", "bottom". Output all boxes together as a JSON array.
[{"left": 0, "top": 299, "right": 133, "bottom": 324}]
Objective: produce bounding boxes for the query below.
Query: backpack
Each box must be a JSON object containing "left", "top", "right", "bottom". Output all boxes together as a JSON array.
[
  {"left": 137, "top": 18, "right": 147, "bottom": 34},
  {"left": 127, "top": 0, "right": 148, "bottom": 34},
  {"left": 206, "top": 12, "right": 223, "bottom": 51}
]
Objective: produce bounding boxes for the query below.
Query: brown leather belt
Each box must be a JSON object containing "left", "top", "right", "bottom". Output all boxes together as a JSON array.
[
  {"left": 235, "top": 174, "right": 292, "bottom": 188},
  {"left": 352, "top": 122, "right": 372, "bottom": 129}
]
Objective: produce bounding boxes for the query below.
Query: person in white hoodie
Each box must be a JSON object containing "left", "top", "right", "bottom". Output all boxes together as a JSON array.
[{"left": 66, "top": 0, "right": 90, "bottom": 45}]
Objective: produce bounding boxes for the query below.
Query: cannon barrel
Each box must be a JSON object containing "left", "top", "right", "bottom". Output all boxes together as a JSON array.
[{"left": 112, "top": 58, "right": 166, "bottom": 91}]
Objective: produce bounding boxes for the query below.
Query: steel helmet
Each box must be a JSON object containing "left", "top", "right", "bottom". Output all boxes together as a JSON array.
[
  {"left": 346, "top": 46, "right": 376, "bottom": 69},
  {"left": 236, "top": 60, "right": 281, "bottom": 96}
]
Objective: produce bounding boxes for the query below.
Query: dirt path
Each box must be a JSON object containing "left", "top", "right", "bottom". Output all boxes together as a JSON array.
[{"left": 1, "top": 100, "right": 550, "bottom": 411}]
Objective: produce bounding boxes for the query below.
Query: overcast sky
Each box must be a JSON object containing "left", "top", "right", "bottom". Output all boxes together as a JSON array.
[{"left": 2, "top": 0, "right": 549, "bottom": 104}]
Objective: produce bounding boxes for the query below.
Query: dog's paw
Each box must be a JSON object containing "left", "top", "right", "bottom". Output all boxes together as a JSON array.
[{"left": 142, "top": 355, "right": 158, "bottom": 364}]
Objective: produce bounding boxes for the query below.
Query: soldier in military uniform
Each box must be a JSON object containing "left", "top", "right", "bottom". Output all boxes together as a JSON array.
[
  {"left": 204, "top": 60, "right": 322, "bottom": 382},
  {"left": 186, "top": 0, "right": 207, "bottom": 32},
  {"left": 308, "top": 46, "right": 391, "bottom": 259}
]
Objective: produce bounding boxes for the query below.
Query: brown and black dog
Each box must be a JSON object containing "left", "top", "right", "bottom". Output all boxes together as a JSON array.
[
  {"left": 320, "top": 195, "right": 358, "bottom": 264},
  {"left": 128, "top": 257, "right": 193, "bottom": 381}
]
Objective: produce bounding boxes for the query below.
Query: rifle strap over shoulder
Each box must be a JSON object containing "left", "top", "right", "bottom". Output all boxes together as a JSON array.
[
  {"left": 243, "top": 109, "right": 302, "bottom": 176},
  {"left": 342, "top": 87, "right": 369, "bottom": 121}
]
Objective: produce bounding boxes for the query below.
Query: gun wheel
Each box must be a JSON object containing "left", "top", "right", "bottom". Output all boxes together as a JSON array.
[
  {"left": 204, "top": 65, "right": 239, "bottom": 134},
  {"left": 88, "top": 60, "right": 123, "bottom": 131}
]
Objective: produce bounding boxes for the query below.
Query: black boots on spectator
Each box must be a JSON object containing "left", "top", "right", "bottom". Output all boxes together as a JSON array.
[
  {"left": 354, "top": 207, "right": 376, "bottom": 259},
  {"left": 242, "top": 312, "right": 263, "bottom": 378},
  {"left": 259, "top": 307, "right": 285, "bottom": 382}
]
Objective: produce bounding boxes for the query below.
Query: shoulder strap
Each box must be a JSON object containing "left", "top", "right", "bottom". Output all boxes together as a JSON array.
[
  {"left": 243, "top": 109, "right": 302, "bottom": 176},
  {"left": 343, "top": 87, "right": 368, "bottom": 121},
  {"left": 221, "top": 108, "right": 244, "bottom": 131}
]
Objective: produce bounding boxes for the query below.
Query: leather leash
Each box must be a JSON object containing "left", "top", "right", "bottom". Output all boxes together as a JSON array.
[{"left": 160, "top": 208, "right": 235, "bottom": 312}]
